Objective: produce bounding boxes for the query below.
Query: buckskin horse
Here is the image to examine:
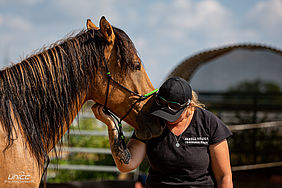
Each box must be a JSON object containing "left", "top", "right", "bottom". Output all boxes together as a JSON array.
[{"left": 0, "top": 17, "right": 164, "bottom": 188}]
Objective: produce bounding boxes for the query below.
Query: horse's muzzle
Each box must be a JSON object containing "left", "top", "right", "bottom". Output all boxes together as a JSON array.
[{"left": 135, "top": 97, "right": 165, "bottom": 140}]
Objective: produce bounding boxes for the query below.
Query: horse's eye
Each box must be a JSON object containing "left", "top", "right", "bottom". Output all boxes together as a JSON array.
[
  {"left": 134, "top": 62, "right": 141, "bottom": 71},
  {"left": 135, "top": 64, "right": 141, "bottom": 71}
]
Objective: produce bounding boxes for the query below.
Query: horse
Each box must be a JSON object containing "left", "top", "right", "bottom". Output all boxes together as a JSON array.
[{"left": 0, "top": 17, "right": 164, "bottom": 188}]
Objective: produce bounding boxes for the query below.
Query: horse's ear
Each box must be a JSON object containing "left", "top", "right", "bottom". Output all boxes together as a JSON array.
[
  {"left": 86, "top": 19, "right": 99, "bottom": 30},
  {"left": 99, "top": 16, "right": 115, "bottom": 43}
]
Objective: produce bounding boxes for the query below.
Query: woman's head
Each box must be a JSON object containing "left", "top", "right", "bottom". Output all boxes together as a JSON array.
[{"left": 150, "top": 77, "right": 204, "bottom": 122}]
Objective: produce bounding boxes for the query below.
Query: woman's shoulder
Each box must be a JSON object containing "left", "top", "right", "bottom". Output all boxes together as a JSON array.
[{"left": 194, "top": 107, "right": 232, "bottom": 143}]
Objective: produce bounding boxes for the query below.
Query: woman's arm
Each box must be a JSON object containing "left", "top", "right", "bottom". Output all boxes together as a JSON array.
[
  {"left": 91, "top": 104, "right": 146, "bottom": 172},
  {"left": 209, "top": 139, "right": 233, "bottom": 188}
]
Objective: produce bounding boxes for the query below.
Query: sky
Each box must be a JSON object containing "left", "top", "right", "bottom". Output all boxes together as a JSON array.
[{"left": 0, "top": 0, "right": 282, "bottom": 87}]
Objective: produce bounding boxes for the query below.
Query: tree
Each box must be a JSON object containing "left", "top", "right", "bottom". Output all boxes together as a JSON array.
[{"left": 225, "top": 79, "right": 282, "bottom": 124}]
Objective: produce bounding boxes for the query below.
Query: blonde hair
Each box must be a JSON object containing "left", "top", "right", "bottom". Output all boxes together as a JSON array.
[{"left": 190, "top": 90, "right": 205, "bottom": 109}]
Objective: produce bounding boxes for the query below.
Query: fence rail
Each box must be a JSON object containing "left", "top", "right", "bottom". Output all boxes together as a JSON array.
[
  {"left": 60, "top": 147, "right": 111, "bottom": 154},
  {"left": 228, "top": 121, "right": 282, "bottom": 132},
  {"left": 48, "top": 164, "right": 127, "bottom": 172},
  {"left": 68, "top": 129, "right": 132, "bottom": 137},
  {"left": 232, "top": 161, "right": 282, "bottom": 171}
]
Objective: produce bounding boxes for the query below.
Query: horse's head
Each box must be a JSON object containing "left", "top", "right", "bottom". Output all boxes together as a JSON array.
[{"left": 86, "top": 17, "right": 164, "bottom": 140}]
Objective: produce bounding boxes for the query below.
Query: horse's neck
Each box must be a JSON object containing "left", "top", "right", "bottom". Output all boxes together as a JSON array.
[{"left": 5, "top": 45, "right": 88, "bottom": 152}]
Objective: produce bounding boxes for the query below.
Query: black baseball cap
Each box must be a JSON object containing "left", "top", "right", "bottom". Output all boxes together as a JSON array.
[{"left": 150, "top": 77, "right": 192, "bottom": 122}]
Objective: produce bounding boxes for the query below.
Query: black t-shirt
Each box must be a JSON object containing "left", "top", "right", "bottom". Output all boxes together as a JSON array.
[{"left": 132, "top": 107, "right": 232, "bottom": 188}]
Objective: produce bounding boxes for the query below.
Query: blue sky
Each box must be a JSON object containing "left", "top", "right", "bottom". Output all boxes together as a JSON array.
[{"left": 0, "top": 0, "right": 281, "bottom": 87}]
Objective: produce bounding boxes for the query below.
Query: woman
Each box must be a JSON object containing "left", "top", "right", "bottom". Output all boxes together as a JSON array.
[{"left": 92, "top": 77, "right": 233, "bottom": 188}]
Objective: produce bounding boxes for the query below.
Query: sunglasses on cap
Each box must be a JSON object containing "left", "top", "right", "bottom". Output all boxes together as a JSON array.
[{"left": 155, "top": 95, "right": 191, "bottom": 112}]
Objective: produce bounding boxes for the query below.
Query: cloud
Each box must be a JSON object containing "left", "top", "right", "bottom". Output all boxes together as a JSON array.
[
  {"left": 0, "top": 14, "right": 47, "bottom": 65},
  {"left": 141, "top": 1, "right": 235, "bottom": 69},
  {"left": 0, "top": 15, "right": 33, "bottom": 48},
  {"left": 148, "top": 0, "right": 232, "bottom": 37},
  {"left": 14, "top": 0, "right": 44, "bottom": 5},
  {"left": 247, "top": 0, "right": 282, "bottom": 36},
  {"left": 50, "top": 0, "right": 120, "bottom": 24},
  {"left": 171, "top": 0, "right": 229, "bottom": 30},
  {"left": 0, "top": 0, "right": 44, "bottom": 6},
  {"left": 2, "top": 15, "right": 33, "bottom": 31}
]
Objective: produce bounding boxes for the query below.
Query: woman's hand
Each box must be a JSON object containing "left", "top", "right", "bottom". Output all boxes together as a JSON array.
[
  {"left": 91, "top": 104, "right": 146, "bottom": 173},
  {"left": 91, "top": 103, "right": 115, "bottom": 127}
]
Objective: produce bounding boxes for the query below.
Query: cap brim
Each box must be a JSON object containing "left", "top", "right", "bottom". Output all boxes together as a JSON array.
[{"left": 150, "top": 103, "right": 185, "bottom": 122}]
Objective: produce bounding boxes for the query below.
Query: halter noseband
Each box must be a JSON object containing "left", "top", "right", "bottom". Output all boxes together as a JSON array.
[{"left": 102, "top": 59, "right": 158, "bottom": 147}]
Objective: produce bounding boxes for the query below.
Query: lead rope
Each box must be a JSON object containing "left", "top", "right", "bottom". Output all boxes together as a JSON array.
[{"left": 102, "top": 58, "right": 158, "bottom": 147}]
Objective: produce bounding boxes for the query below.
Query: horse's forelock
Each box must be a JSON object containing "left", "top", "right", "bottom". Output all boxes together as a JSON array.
[{"left": 113, "top": 27, "right": 137, "bottom": 73}]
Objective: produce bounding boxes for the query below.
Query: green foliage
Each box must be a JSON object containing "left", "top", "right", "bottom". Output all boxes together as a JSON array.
[
  {"left": 229, "top": 128, "right": 282, "bottom": 166},
  {"left": 48, "top": 169, "right": 118, "bottom": 183},
  {"left": 227, "top": 80, "right": 281, "bottom": 93},
  {"left": 222, "top": 80, "right": 282, "bottom": 124},
  {"left": 222, "top": 80, "right": 282, "bottom": 166}
]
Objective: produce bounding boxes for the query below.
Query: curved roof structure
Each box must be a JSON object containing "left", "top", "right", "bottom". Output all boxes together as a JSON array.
[{"left": 168, "top": 44, "right": 282, "bottom": 81}]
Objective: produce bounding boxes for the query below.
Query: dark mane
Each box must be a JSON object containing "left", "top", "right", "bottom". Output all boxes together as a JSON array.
[{"left": 0, "top": 27, "right": 137, "bottom": 169}]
